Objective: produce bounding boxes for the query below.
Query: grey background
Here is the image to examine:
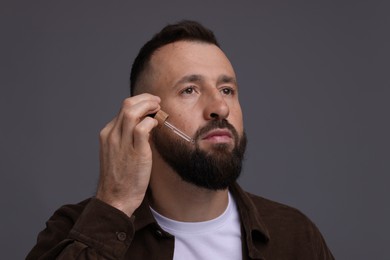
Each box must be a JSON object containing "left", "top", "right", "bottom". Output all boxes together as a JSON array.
[{"left": 1, "top": 1, "right": 389, "bottom": 259}]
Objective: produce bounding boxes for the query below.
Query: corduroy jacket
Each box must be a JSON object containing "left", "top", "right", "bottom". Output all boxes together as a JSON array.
[{"left": 27, "top": 183, "right": 334, "bottom": 259}]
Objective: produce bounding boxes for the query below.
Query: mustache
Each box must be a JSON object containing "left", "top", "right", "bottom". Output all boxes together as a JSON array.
[{"left": 193, "top": 119, "right": 239, "bottom": 141}]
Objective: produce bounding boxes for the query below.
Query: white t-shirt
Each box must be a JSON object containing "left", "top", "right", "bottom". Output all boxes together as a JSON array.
[{"left": 150, "top": 192, "right": 242, "bottom": 260}]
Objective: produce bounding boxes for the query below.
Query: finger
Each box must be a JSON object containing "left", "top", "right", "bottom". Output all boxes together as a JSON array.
[
  {"left": 99, "top": 116, "right": 118, "bottom": 146},
  {"left": 132, "top": 116, "right": 159, "bottom": 154},
  {"left": 100, "top": 94, "right": 160, "bottom": 149},
  {"left": 105, "top": 94, "right": 160, "bottom": 146},
  {"left": 114, "top": 94, "right": 156, "bottom": 129},
  {"left": 120, "top": 100, "right": 160, "bottom": 146}
]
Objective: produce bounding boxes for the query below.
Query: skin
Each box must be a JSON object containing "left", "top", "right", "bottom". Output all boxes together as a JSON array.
[{"left": 97, "top": 41, "right": 244, "bottom": 221}]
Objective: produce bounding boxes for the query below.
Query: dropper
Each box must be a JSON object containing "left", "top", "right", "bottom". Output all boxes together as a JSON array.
[{"left": 153, "top": 110, "right": 195, "bottom": 144}]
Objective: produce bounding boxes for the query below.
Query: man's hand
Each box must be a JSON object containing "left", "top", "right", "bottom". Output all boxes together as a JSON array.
[{"left": 96, "top": 94, "right": 161, "bottom": 217}]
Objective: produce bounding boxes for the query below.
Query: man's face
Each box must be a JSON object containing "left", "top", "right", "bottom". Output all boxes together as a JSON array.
[{"left": 145, "top": 41, "right": 246, "bottom": 189}]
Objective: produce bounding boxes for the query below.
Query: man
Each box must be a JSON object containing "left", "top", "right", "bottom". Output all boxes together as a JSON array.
[{"left": 27, "top": 20, "right": 334, "bottom": 259}]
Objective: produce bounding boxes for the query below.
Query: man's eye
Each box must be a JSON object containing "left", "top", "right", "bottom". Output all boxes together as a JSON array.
[
  {"left": 221, "top": 88, "right": 234, "bottom": 95},
  {"left": 181, "top": 87, "right": 195, "bottom": 95}
]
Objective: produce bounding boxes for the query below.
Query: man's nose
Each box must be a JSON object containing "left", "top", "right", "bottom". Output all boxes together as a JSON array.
[{"left": 203, "top": 89, "right": 230, "bottom": 120}]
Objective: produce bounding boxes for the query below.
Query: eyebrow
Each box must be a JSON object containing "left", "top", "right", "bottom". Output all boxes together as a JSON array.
[
  {"left": 217, "top": 75, "right": 237, "bottom": 86},
  {"left": 173, "top": 74, "right": 237, "bottom": 88},
  {"left": 174, "top": 74, "right": 204, "bottom": 87}
]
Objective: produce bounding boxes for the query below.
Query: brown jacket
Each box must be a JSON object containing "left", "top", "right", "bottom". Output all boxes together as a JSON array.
[{"left": 27, "top": 183, "right": 334, "bottom": 259}]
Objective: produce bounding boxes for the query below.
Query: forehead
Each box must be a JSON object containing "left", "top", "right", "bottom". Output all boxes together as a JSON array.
[{"left": 147, "top": 41, "right": 236, "bottom": 88}]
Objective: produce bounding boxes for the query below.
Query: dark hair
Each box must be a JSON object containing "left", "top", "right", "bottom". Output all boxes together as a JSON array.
[{"left": 129, "top": 20, "right": 220, "bottom": 96}]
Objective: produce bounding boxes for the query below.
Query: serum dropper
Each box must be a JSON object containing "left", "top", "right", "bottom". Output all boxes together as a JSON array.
[{"left": 153, "top": 110, "right": 195, "bottom": 144}]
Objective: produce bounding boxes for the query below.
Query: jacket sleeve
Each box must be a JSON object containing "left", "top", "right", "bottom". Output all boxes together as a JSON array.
[
  {"left": 313, "top": 224, "right": 335, "bottom": 260},
  {"left": 26, "top": 198, "right": 135, "bottom": 260}
]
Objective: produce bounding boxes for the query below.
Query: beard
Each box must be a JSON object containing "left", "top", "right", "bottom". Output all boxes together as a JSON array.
[{"left": 151, "top": 119, "right": 247, "bottom": 190}]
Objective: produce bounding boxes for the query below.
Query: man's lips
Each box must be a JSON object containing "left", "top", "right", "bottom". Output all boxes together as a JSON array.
[{"left": 201, "top": 128, "right": 233, "bottom": 142}]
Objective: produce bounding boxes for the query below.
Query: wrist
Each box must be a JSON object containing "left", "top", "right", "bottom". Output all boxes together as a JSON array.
[{"left": 95, "top": 193, "right": 141, "bottom": 217}]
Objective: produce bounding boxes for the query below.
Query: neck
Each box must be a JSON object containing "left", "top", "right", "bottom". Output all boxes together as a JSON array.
[{"left": 149, "top": 154, "right": 229, "bottom": 222}]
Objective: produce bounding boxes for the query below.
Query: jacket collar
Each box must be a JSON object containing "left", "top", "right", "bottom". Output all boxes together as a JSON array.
[
  {"left": 133, "top": 183, "right": 270, "bottom": 259},
  {"left": 230, "top": 183, "right": 270, "bottom": 259},
  {"left": 133, "top": 190, "right": 156, "bottom": 232}
]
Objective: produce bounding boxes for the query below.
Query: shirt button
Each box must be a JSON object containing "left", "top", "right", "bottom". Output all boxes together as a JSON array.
[
  {"left": 155, "top": 229, "right": 163, "bottom": 237},
  {"left": 116, "top": 232, "right": 127, "bottom": 241}
]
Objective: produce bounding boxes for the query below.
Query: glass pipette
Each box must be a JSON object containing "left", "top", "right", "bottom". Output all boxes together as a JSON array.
[{"left": 153, "top": 110, "right": 195, "bottom": 144}]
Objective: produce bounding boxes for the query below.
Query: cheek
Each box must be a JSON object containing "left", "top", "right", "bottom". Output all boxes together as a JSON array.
[
  {"left": 233, "top": 119, "right": 244, "bottom": 135},
  {"left": 177, "top": 112, "right": 200, "bottom": 134},
  {"left": 229, "top": 109, "right": 244, "bottom": 134},
  {"left": 162, "top": 106, "right": 199, "bottom": 134}
]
